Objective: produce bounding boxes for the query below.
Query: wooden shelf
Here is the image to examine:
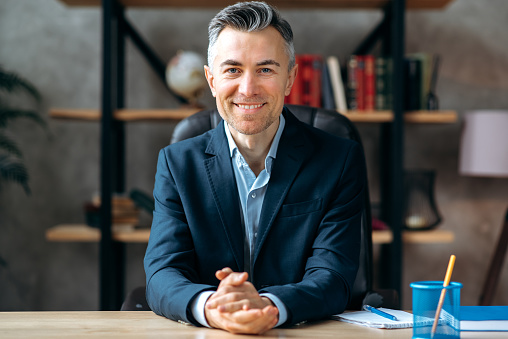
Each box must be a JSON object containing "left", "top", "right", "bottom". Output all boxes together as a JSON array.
[
  {"left": 46, "top": 224, "right": 454, "bottom": 244},
  {"left": 372, "top": 229, "right": 455, "bottom": 244},
  {"left": 57, "top": 0, "right": 454, "bottom": 10},
  {"left": 342, "top": 110, "right": 457, "bottom": 123},
  {"left": 51, "top": 108, "right": 457, "bottom": 124},
  {"left": 401, "top": 110, "right": 458, "bottom": 123},
  {"left": 46, "top": 224, "right": 151, "bottom": 243},
  {"left": 50, "top": 108, "right": 199, "bottom": 121}
]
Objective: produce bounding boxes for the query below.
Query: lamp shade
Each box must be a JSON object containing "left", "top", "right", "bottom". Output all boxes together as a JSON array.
[{"left": 459, "top": 110, "right": 508, "bottom": 178}]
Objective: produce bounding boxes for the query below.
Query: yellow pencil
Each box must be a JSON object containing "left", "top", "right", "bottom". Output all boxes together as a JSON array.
[{"left": 431, "top": 254, "right": 456, "bottom": 338}]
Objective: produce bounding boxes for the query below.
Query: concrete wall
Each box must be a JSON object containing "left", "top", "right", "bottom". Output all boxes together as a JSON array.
[{"left": 0, "top": 0, "right": 507, "bottom": 311}]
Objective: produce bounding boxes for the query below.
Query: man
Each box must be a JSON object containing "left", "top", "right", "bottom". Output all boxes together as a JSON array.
[{"left": 144, "top": 1, "right": 365, "bottom": 335}]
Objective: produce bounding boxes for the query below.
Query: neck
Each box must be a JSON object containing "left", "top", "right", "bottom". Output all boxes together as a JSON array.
[{"left": 229, "top": 118, "right": 279, "bottom": 176}]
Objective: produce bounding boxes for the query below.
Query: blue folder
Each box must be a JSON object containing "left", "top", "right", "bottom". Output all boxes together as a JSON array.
[{"left": 460, "top": 306, "right": 508, "bottom": 332}]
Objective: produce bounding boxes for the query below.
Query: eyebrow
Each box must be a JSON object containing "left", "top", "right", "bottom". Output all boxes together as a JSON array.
[
  {"left": 220, "top": 59, "right": 242, "bottom": 68},
  {"left": 257, "top": 59, "right": 281, "bottom": 67},
  {"left": 219, "top": 59, "right": 281, "bottom": 68}
]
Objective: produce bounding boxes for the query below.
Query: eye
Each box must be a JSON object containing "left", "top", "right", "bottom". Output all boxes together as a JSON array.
[
  {"left": 226, "top": 68, "right": 240, "bottom": 74},
  {"left": 260, "top": 68, "right": 273, "bottom": 74}
]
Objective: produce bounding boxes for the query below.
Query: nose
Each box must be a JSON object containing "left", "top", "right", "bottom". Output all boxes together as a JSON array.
[{"left": 237, "top": 71, "right": 259, "bottom": 97}]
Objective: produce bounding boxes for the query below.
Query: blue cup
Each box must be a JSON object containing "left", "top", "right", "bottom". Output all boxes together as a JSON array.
[{"left": 410, "top": 281, "right": 462, "bottom": 339}]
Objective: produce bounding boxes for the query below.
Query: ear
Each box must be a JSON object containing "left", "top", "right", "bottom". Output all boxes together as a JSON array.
[
  {"left": 204, "top": 65, "right": 216, "bottom": 97},
  {"left": 284, "top": 64, "right": 298, "bottom": 97}
]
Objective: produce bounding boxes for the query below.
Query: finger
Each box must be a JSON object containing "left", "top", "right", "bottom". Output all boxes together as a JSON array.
[
  {"left": 219, "top": 271, "right": 248, "bottom": 286},
  {"left": 206, "top": 307, "right": 278, "bottom": 334},
  {"left": 206, "top": 290, "right": 257, "bottom": 310},
  {"left": 255, "top": 309, "right": 279, "bottom": 335},
  {"left": 207, "top": 281, "right": 265, "bottom": 311},
  {"left": 215, "top": 267, "right": 233, "bottom": 280},
  {"left": 215, "top": 294, "right": 266, "bottom": 312},
  {"left": 216, "top": 300, "right": 250, "bottom": 313},
  {"left": 225, "top": 307, "right": 279, "bottom": 334},
  {"left": 250, "top": 306, "right": 279, "bottom": 334},
  {"left": 231, "top": 305, "right": 278, "bottom": 324}
]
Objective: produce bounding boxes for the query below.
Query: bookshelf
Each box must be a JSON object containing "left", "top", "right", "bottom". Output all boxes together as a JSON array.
[
  {"left": 51, "top": 0, "right": 456, "bottom": 310},
  {"left": 46, "top": 224, "right": 455, "bottom": 244},
  {"left": 50, "top": 108, "right": 458, "bottom": 124}
]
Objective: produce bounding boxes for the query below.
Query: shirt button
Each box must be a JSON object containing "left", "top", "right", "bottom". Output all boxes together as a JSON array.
[{"left": 251, "top": 193, "right": 256, "bottom": 199}]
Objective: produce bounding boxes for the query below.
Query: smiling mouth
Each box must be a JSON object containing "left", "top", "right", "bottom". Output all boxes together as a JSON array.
[{"left": 235, "top": 103, "right": 265, "bottom": 110}]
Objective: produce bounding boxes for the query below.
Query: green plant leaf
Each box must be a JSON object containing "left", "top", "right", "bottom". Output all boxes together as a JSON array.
[
  {"left": 0, "top": 66, "right": 41, "bottom": 103},
  {"left": 0, "top": 107, "right": 48, "bottom": 130},
  {"left": 0, "top": 154, "right": 30, "bottom": 194},
  {"left": 0, "top": 133, "right": 22, "bottom": 157}
]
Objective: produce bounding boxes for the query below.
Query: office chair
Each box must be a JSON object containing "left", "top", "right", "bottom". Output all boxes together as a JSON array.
[{"left": 121, "top": 104, "right": 398, "bottom": 311}]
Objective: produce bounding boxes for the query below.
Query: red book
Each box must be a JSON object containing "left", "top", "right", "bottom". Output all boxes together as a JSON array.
[
  {"left": 309, "top": 55, "right": 323, "bottom": 108},
  {"left": 355, "top": 55, "right": 365, "bottom": 111},
  {"left": 364, "top": 55, "right": 376, "bottom": 111},
  {"left": 300, "top": 55, "right": 313, "bottom": 106},
  {"left": 285, "top": 55, "right": 302, "bottom": 105}
]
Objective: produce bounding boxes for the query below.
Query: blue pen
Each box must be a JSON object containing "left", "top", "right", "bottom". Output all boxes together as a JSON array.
[{"left": 363, "top": 305, "right": 398, "bottom": 321}]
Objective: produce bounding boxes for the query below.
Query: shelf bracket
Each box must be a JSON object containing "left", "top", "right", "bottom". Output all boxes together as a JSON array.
[
  {"left": 352, "top": 9, "right": 390, "bottom": 56},
  {"left": 123, "top": 16, "right": 188, "bottom": 104}
]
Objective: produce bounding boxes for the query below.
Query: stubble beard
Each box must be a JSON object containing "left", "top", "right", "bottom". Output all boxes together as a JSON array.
[{"left": 226, "top": 107, "right": 279, "bottom": 136}]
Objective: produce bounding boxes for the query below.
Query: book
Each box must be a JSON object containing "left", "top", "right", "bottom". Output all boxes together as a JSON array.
[
  {"left": 355, "top": 55, "right": 365, "bottom": 111},
  {"left": 305, "top": 54, "right": 323, "bottom": 107},
  {"left": 408, "top": 53, "right": 432, "bottom": 110},
  {"left": 311, "top": 55, "right": 323, "bottom": 107},
  {"left": 321, "top": 62, "right": 335, "bottom": 110},
  {"left": 404, "top": 57, "right": 422, "bottom": 111},
  {"left": 375, "top": 57, "right": 392, "bottom": 111},
  {"left": 299, "top": 54, "right": 322, "bottom": 107},
  {"left": 363, "top": 55, "right": 375, "bottom": 111},
  {"left": 301, "top": 55, "right": 312, "bottom": 106},
  {"left": 326, "top": 56, "right": 348, "bottom": 113},
  {"left": 333, "top": 308, "right": 418, "bottom": 329},
  {"left": 346, "top": 55, "right": 359, "bottom": 110},
  {"left": 460, "top": 306, "right": 508, "bottom": 332},
  {"left": 285, "top": 54, "right": 302, "bottom": 105}
]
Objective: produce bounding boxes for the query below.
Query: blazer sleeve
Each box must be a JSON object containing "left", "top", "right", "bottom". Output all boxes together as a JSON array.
[
  {"left": 144, "top": 148, "right": 215, "bottom": 325},
  {"left": 258, "top": 141, "right": 365, "bottom": 325}
]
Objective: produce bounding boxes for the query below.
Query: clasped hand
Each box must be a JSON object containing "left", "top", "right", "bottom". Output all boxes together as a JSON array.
[{"left": 204, "top": 267, "right": 279, "bottom": 334}]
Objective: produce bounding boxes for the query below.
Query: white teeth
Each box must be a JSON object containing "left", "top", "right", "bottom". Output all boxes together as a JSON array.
[{"left": 238, "top": 104, "right": 263, "bottom": 109}]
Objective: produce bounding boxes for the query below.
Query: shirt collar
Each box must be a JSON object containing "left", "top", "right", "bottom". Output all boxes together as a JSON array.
[{"left": 224, "top": 113, "right": 286, "bottom": 172}]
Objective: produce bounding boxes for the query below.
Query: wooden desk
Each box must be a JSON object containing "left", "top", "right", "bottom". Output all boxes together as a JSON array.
[{"left": 0, "top": 311, "right": 412, "bottom": 338}]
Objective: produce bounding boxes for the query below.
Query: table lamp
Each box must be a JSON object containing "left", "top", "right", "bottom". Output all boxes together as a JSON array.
[{"left": 458, "top": 110, "right": 508, "bottom": 305}]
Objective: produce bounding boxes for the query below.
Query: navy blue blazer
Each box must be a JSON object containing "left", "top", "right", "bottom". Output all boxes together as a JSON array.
[{"left": 144, "top": 108, "right": 366, "bottom": 326}]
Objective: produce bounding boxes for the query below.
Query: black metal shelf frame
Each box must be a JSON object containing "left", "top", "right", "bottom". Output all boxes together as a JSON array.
[
  {"left": 99, "top": 0, "right": 189, "bottom": 310},
  {"left": 97, "top": 0, "right": 407, "bottom": 310}
]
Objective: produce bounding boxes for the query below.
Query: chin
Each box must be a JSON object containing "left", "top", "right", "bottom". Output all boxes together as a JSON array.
[{"left": 230, "top": 124, "right": 265, "bottom": 136}]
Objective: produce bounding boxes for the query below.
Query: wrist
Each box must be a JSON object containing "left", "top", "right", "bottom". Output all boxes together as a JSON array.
[
  {"left": 204, "top": 305, "right": 219, "bottom": 329},
  {"left": 261, "top": 296, "right": 276, "bottom": 308}
]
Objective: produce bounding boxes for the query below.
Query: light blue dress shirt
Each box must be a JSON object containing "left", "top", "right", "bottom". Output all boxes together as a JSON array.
[{"left": 191, "top": 115, "right": 288, "bottom": 327}]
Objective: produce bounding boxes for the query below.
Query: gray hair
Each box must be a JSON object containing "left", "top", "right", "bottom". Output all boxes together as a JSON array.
[{"left": 207, "top": 1, "right": 295, "bottom": 72}]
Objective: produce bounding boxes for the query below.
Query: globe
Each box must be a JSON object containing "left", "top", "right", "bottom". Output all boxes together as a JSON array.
[{"left": 165, "top": 50, "right": 207, "bottom": 103}]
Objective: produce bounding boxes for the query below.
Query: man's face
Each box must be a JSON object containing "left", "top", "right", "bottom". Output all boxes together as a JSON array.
[{"left": 204, "top": 27, "right": 297, "bottom": 136}]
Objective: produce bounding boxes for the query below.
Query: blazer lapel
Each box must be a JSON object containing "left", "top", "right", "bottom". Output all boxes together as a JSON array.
[
  {"left": 204, "top": 122, "right": 244, "bottom": 271},
  {"left": 253, "top": 111, "right": 313, "bottom": 264}
]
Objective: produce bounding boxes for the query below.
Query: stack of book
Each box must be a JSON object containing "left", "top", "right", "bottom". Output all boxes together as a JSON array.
[
  {"left": 85, "top": 195, "right": 140, "bottom": 230},
  {"left": 285, "top": 54, "right": 323, "bottom": 108},
  {"left": 346, "top": 53, "right": 436, "bottom": 112},
  {"left": 284, "top": 52, "right": 438, "bottom": 113},
  {"left": 285, "top": 54, "right": 347, "bottom": 113}
]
